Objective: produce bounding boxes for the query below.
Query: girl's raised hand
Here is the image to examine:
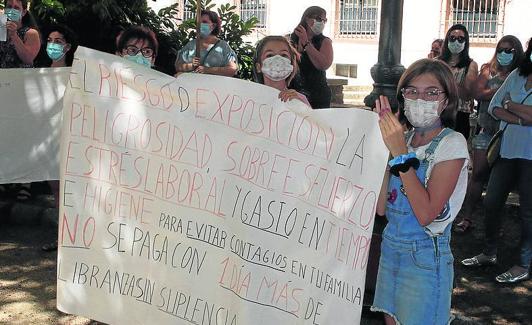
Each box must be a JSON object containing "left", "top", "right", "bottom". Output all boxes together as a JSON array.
[{"left": 375, "top": 95, "right": 407, "bottom": 157}]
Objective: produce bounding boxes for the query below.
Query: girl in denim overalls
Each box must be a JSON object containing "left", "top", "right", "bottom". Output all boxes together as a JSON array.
[{"left": 371, "top": 59, "right": 469, "bottom": 325}]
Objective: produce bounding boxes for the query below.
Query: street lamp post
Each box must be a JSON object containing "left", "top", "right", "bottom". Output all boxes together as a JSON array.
[{"left": 364, "top": 0, "right": 406, "bottom": 111}]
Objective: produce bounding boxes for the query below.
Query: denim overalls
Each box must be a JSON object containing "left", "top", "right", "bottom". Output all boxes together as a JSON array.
[{"left": 371, "top": 129, "right": 454, "bottom": 325}]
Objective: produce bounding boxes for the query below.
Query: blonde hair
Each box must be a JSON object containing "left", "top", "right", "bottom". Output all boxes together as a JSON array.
[{"left": 253, "top": 36, "right": 299, "bottom": 85}]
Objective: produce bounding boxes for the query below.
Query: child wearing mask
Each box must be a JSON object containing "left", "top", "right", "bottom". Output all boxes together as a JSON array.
[
  {"left": 253, "top": 35, "right": 309, "bottom": 105},
  {"left": 371, "top": 59, "right": 469, "bottom": 324}
]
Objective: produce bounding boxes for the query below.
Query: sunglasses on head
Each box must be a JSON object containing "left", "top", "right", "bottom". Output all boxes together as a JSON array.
[
  {"left": 496, "top": 48, "right": 514, "bottom": 54},
  {"left": 449, "top": 36, "right": 466, "bottom": 43}
]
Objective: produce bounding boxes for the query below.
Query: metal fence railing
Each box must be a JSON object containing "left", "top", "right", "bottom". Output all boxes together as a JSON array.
[
  {"left": 445, "top": 0, "right": 504, "bottom": 43},
  {"left": 337, "top": 0, "right": 379, "bottom": 38},
  {"left": 240, "top": 0, "right": 267, "bottom": 29}
]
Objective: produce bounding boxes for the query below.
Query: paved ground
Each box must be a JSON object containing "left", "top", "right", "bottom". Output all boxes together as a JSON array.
[{"left": 0, "top": 194, "right": 530, "bottom": 325}]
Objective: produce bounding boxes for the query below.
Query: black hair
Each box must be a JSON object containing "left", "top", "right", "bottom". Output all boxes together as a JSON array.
[
  {"left": 484, "top": 35, "right": 524, "bottom": 75},
  {"left": 116, "top": 26, "right": 159, "bottom": 58},
  {"left": 439, "top": 24, "right": 472, "bottom": 69},
  {"left": 201, "top": 10, "right": 221, "bottom": 36},
  {"left": 46, "top": 24, "right": 78, "bottom": 66},
  {"left": 518, "top": 37, "right": 532, "bottom": 77}
]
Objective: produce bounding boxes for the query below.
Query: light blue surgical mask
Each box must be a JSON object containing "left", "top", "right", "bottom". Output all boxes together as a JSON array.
[
  {"left": 125, "top": 53, "right": 152, "bottom": 68},
  {"left": 448, "top": 40, "right": 465, "bottom": 54},
  {"left": 5, "top": 8, "right": 22, "bottom": 22},
  {"left": 46, "top": 43, "right": 66, "bottom": 61},
  {"left": 497, "top": 52, "right": 514, "bottom": 66},
  {"left": 200, "top": 23, "right": 212, "bottom": 37}
]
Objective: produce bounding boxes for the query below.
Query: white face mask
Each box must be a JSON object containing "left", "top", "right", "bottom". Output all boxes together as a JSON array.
[
  {"left": 311, "top": 20, "right": 325, "bottom": 35},
  {"left": 448, "top": 40, "right": 465, "bottom": 54},
  {"left": 260, "top": 55, "right": 294, "bottom": 81},
  {"left": 404, "top": 98, "right": 442, "bottom": 128}
]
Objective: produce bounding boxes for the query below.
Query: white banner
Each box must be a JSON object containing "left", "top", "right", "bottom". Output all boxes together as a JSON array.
[
  {"left": 57, "top": 47, "right": 388, "bottom": 325},
  {"left": 0, "top": 67, "right": 68, "bottom": 183}
]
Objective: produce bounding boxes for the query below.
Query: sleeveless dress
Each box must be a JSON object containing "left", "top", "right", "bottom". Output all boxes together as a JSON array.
[
  {"left": 0, "top": 27, "right": 33, "bottom": 68},
  {"left": 371, "top": 129, "right": 463, "bottom": 325},
  {"left": 294, "top": 34, "right": 331, "bottom": 109},
  {"left": 452, "top": 65, "right": 473, "bottom": 139}
]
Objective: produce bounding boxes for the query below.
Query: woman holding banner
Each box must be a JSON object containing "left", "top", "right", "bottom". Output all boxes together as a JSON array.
[
  {"left": 252, "top": 35, "right": 309, "bottom": 106},
  {"left": 174, "top": 10, "right": 238, "bottom": 77},
  {"left": 371, "top": 59, "right": 469, "bottom": 324},
  {"left": 0, "top": 0, "right": 40, "bottom": 68}
]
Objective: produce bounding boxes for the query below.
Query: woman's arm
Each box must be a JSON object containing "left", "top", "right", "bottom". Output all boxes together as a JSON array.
[
  {"left": 203, "top": 60, "right": 238, "bottom": 77},
  {"left": 304, "top": 37, "right": 333, "bottom": 71},
  {"left": 505, "top": 101, "right": 532, "bottom": 125},
  {"left": 174, "top": 40, "right": 196, "bottom": 73},
  {"left": 6, "top": 24, "right": 40, "bottom": 65},
  {"left": 461, "top": 60, "right": 479, "bottom": 99},
  {"left": 473, "top": 66, "right": 497, "bottom": 101},
  {"left": 175, "top": 58, "right": 196, "bottom": 73}
]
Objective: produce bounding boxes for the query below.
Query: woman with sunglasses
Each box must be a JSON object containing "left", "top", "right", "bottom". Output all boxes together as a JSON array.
[
  {"left": 438, "top": 24, "right": 478, "bottom": 140},
  {"left": 455, "top": 35, "right": 524, "bottom": 233},
  {"left": 290, "top": 6, "right": 333, "bottom": 109},
  {"left": 371, "top": 59, "right": 468, "bottom": 324},
  {"left": 116, "top": 26, "right": 158, "bottom": 69},
  {"left": 462, "top": 37, "right": 532, "bottom": 284},
  {"left": 0, "top": 0, "right": 40, "bottom": 68}
]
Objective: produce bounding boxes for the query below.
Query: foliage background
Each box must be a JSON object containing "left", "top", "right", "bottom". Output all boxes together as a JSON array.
[{"left": 2, "top": 0, "right": 257, "bottom": 78}]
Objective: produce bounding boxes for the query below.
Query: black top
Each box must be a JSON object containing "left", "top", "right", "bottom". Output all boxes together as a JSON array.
[{"left": 290, "top": 33, "right": 331, "bottom": 109}]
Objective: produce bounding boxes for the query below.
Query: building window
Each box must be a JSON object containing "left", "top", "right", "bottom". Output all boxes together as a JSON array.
[
  {"left": 182, "top": 0, "right": 194, "bottom": 21},
  {"left": 444, "top": 0, "right": 505, "bottom": 42},
  {"left": 240, "top": 0, "right": 267, "bottom": 29},
  {"left": 337, "top": 0, "right": 379, "bottom": 38}
]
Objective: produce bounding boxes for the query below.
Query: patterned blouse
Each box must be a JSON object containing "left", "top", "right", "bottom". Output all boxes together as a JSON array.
[{"left": 0, "top": 27, "right": 33, "bottom": 68}]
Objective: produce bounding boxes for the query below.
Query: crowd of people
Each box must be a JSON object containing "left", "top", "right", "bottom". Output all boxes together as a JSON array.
[{"left": 1, "top": 0, "right": 532, "bottom": 324}]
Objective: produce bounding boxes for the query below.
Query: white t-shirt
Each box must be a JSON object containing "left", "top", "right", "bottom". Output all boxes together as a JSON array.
[{"left": 407, "top": 130, "right": 469, "bottom": 235}]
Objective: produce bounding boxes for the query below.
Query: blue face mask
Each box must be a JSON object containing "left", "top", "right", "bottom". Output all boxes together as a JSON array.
[
  {"left": 448, "top": 40, "right": 465, "bottom": 54},
  {"left": 47, "top": 43, "right": 66, "bottom": 61},
  {"left": 125, "top": 53, "right": 152, "bottom": 68},
  {"left": 200, "top": 23, "right": 212, "bottom": 37},
  {"left": 497, "top": 52, "right": 514, "bottom": 66},
  {"left": 5, "top": 8, "right": 22, "bottom": 22}
]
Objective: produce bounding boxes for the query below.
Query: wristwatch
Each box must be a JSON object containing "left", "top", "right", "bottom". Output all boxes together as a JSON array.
[{"left": 503, "top": 99, "right": 510, "bottom": 110}]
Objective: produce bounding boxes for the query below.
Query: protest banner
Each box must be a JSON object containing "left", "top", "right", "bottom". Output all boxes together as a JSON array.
[
  {"left": 0, "top": 67, "right": 68, "bottom": 183},
  {"left": 57, "top": 46, "right": 389, "bottom": 324}
]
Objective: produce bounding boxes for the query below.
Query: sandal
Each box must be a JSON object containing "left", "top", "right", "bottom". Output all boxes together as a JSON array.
[
  {"left": 495, "top": 266, "right": 529, "bottom": 283},
  {"left": 42, "top": 241, "right": 58, "bottom": 252},
  {"left": 461, "top": 253, "right": 497, "bottom": 267},
  {"left": 454, "top": 218, "right": 473, "bottom": 233}
]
